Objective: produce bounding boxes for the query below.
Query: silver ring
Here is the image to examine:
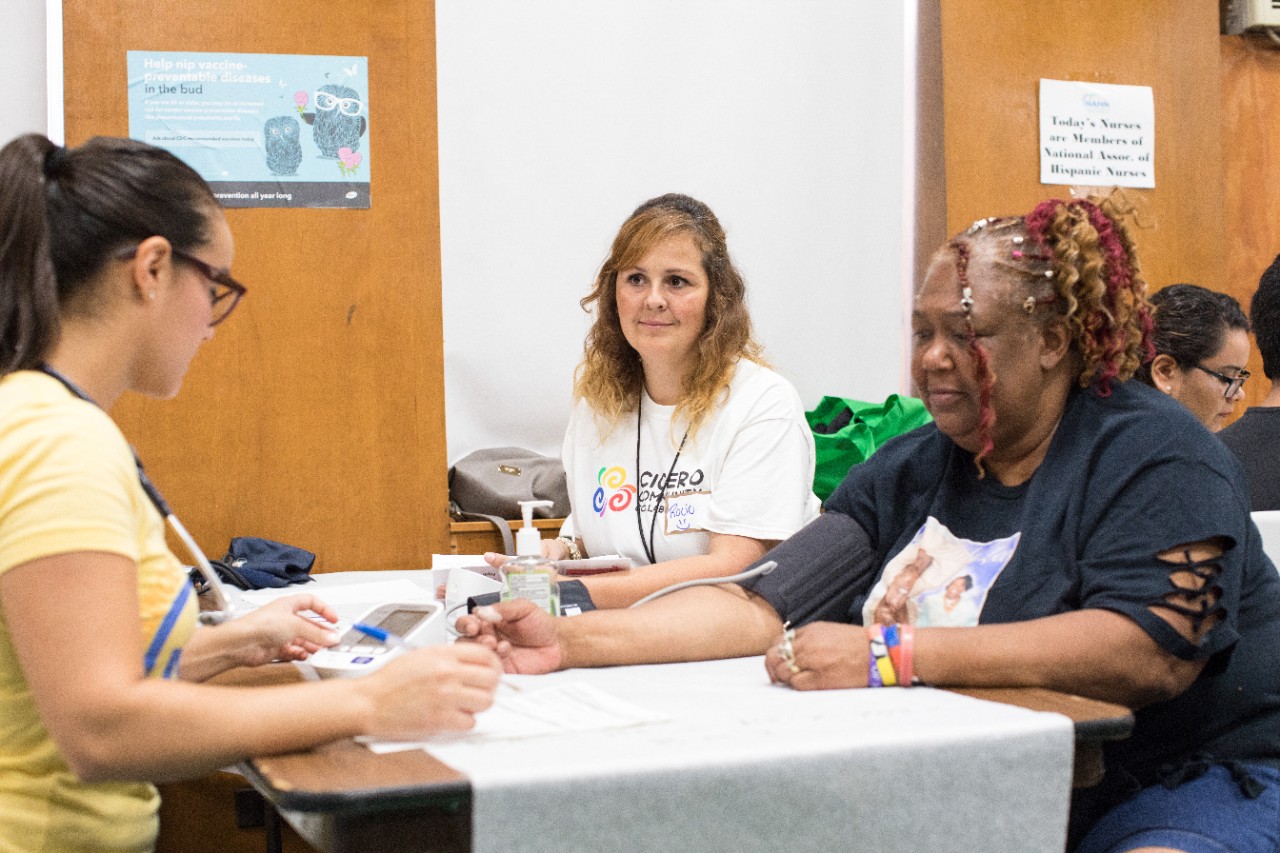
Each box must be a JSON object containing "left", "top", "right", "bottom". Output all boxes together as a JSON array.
[{"left": 778, "top": 621, "right": 798, "bottom": 672}]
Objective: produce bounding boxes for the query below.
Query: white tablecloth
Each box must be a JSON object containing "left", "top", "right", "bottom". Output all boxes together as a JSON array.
[
  {"left": 242, "top": 571, "right": 1074, "bottom": 852},
  {"left": 429, "top": 656, "right": 1073, "bottom": 853}
]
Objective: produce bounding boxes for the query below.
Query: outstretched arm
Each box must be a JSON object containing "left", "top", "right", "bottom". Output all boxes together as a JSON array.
[
  {"left": 768, "top": 540, "right": 1220, "bottom": 708},
  {"left": 458, "top": 581, "right": 784, "bottom": 672},
  {"left": 574, "top": 532, "right": 774, "bottom": 609},
  {"left": 1, "top": 552, "right": 501, "bottom": 783},
  {"left": 178, "top": 594, "right": 344, "bottom": 681}
]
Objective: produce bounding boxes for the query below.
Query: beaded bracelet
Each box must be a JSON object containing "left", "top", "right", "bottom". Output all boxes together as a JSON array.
[{"left": 556, "top": 536, "right": 583, "bottom": 561}]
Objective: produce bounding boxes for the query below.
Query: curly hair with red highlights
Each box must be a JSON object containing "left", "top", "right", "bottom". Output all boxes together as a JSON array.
[
  {"left": 1022, "top": 197, "right": 1154, "bottom": 393},
  {"left": 941, "top": 197, "right": 1154, "bottom": 473}
]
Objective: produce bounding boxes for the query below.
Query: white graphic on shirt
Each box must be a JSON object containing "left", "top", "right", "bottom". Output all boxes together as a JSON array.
[{"left": 862, "top": 516, "right": 1019, "bottom": 627}]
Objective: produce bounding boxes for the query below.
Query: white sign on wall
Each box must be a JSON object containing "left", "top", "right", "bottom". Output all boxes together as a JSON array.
[{"left": 1039, "top": 79, "right": 1154, "bottom": 189}]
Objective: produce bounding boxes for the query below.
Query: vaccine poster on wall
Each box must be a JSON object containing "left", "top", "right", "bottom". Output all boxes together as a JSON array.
[
  {"left": 126, "top": 51, "right": 371, "bottom": 208},
  {"left": 1038, "top": 79, "right": 1154, "bottom": 189}
]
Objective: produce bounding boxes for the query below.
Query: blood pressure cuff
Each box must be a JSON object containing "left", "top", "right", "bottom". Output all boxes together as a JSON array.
[
  {"left": 468, "top": 579, "right": 596, "bottom": 616},
  {"left": 217, "top": 536, "right": 317, "bottom": 589},
  {"left": 738, "top": 511, "right": 878, "bottom": 627}
]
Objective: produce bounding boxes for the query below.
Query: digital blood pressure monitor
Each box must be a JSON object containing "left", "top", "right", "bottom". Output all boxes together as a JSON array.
[{"left": 300, "top": 600, "right": 445, "bottom": 679}]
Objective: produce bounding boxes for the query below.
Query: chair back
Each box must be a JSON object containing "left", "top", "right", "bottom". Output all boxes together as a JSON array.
[{"left": 1249, "top": 510, "right": 1280, "bottom": 573}]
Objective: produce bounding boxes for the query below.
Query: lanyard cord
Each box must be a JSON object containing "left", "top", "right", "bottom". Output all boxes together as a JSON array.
[
  {"left": 36, "top": 364, "right": 235, "bottom": 623},
  {"left": 38, "top": 365, "right": 172, "bottom": 515},
  {"left": 634, "top": 393, "right": 689, "bottom": 565}
]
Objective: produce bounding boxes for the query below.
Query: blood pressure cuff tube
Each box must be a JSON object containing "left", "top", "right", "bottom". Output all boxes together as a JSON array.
[
  {"left": 738, "top": 512, "right": 878, "bottom": 627},
  {"left": 468, "top": 579, "right": 596, "bottom": 616}
]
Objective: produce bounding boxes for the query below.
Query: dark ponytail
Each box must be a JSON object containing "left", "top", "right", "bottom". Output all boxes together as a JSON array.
[
  {"left": 0, "top": 133, "right": 218, "bottom": 375},
  {"left": 0, "top": 134, "right": 60, "bottom": 374}
]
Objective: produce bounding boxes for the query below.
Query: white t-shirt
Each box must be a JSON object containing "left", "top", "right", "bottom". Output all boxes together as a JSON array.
[{"left": 561, "top": 360, "right": 821, "bottom": 565}]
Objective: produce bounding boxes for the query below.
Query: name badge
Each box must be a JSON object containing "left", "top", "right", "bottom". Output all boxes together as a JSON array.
[{"left": 663, "top": 490, "right": 710, "bottom": 535}]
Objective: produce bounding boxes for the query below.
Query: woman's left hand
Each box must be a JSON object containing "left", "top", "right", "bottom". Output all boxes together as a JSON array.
[
  {"left": 225, "top": 594, "right": 342, "bottom": 667},
  {"left": 765, "top": 621, "right": 869, "bottom": 690}
]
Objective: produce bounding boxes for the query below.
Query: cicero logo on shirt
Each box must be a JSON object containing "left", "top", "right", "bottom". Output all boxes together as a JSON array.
[{"left": 593, "top": 465, "right": 636, "bottom": 515}]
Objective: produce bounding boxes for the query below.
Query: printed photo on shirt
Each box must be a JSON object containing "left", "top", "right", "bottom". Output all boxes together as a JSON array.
[{"left": 861, "top": 516, "right": 1018, "bottom": 627}]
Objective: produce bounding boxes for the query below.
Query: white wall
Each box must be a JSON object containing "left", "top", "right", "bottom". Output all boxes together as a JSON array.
[
  {"left": 438, "top": 0, "right": 912, "bottom": 462},
  {"left": 0, "top": 0, "right": 49, "bottom": 143},
  {"left": 22, "top": 0, "right": 915, "bottom": 464}
]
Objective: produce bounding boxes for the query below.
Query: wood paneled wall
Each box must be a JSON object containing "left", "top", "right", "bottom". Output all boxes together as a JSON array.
[
  {"left": 1221, "top": 33, "right": 1280, "bottom": 409},
  {"left": 61, "top": 1, "right": 449, "bottom": 570},
  {"left": 57, "top": 2, "right": 1275, "bottom": 571},
  {"left": 937, "top": 1, "right": 1226, "bottom": 295}
]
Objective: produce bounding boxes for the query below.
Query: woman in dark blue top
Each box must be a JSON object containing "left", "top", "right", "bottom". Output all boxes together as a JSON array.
[{"left": 459, "top": 197, "right": 1280, "bottom": 852}]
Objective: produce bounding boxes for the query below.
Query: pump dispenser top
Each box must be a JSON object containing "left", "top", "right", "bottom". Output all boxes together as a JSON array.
[
  {"left": 502, "top": 500, "right": 559, "bottom": 615},
  {"left": 515, "top": 500, "right": 554, "bottom": 556}
]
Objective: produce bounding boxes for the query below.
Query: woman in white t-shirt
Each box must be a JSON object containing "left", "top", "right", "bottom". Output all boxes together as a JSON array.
[{"left": 528, "top": 194, "right": 820, "bottom": 608}]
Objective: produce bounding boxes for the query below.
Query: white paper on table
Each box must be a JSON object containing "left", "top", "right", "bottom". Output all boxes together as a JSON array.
[
  {"left": 431, "top": 554, "right": 495, "bottom": 571},
  {"left": 359, "top": 682, "right": 670, "bottom": 754},
  {"left": 239, "top": 579, "right": 436, "bottom": 608}
]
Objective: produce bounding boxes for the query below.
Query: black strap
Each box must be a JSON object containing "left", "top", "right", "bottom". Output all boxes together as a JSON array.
[
  {"left": 634, "top": 394, "right": 688, "bottom": 565},
  {"left": 189, "top": 559, "right": 253, "bottom": 592},
  {"left": 450, "top": 503, "right": 515, "bottom": 556},
  {"left": 469, "top": 579, "right": 596, "bottom": 616}
]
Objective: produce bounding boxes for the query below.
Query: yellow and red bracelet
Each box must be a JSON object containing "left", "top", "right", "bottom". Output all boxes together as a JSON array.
[{"left": 866, "top": 625, "right": 898, "bottom": 687}]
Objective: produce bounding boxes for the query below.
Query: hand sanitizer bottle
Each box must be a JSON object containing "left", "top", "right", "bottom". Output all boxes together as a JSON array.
[{"left": 501, "top": 499, "right": 559, "bottom": 615}]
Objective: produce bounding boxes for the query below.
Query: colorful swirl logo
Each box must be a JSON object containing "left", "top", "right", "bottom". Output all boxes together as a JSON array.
[
  {"left": 609, "top": 484, "right": 636, "bottom": 512},
  {"left": 595, "top": 466, "right": 634, "bottom": 515},
  {"left": 598, "top": 466, "right": 628, "bottom": 489}
]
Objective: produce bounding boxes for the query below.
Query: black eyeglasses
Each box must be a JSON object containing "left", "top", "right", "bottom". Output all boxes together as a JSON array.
[
  {"left": 1194, "top": 364, "right": 1250, "bottom": 398},
  {"left": 169, "top": 249, "right": 247, "bottom": 326},
  {"left": 115, "top": 245, "right": 247, "bottom": 326}
]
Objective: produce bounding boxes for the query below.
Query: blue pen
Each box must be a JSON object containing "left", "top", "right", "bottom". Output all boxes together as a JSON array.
[
  {"left": 352, "top": 622, "right": 414, "bottom": 650},
  {"left": 355, "top": 622, "right": 524, "bottom": 692}
]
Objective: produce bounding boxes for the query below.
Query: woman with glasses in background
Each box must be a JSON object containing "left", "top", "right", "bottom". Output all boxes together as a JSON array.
[
  {"left": 0, "top": 134, "right": 499, "bottom": 853},
  {"left": 1135, "top": 283, "right": 1251, "bottom": 431}
]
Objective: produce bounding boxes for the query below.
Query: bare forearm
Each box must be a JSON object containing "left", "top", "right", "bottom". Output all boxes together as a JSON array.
[
  {"left": 557, "top": 584, "right": 783, "bottom": 668},
  {"left": 580, "top": 556, "right": 727, "bottom": 609},
  {"left": 177, "top": 624, "right": 252, "bottom": 682},
  {"left": 5, "top": 555, "right": 497, "bottom": 783},
  {"left": 581, "top": 536, "right": 772, "bottom": 609},
  {"left": 914, "top": 609, "right": 1205, "bottom": 707},
  {"left": 63, "top": 678, "right": 370, "bottom": 782}
]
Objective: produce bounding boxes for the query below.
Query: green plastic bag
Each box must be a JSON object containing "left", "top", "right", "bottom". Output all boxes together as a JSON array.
[{"left": 805, "top": 394, "right": 932, "bottom": 502}]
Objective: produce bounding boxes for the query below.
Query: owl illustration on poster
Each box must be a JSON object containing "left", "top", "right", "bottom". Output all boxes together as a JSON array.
[
  {"left": 263, "top": 115, "right": 303, "bottom": 175},
  {"left": 301, "top": 83, "right": 367, "bottom": 159}
]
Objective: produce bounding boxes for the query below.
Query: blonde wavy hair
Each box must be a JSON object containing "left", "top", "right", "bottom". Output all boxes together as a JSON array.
[{"left": 575, "top": 194, "right": 765, "bottom": 440}]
